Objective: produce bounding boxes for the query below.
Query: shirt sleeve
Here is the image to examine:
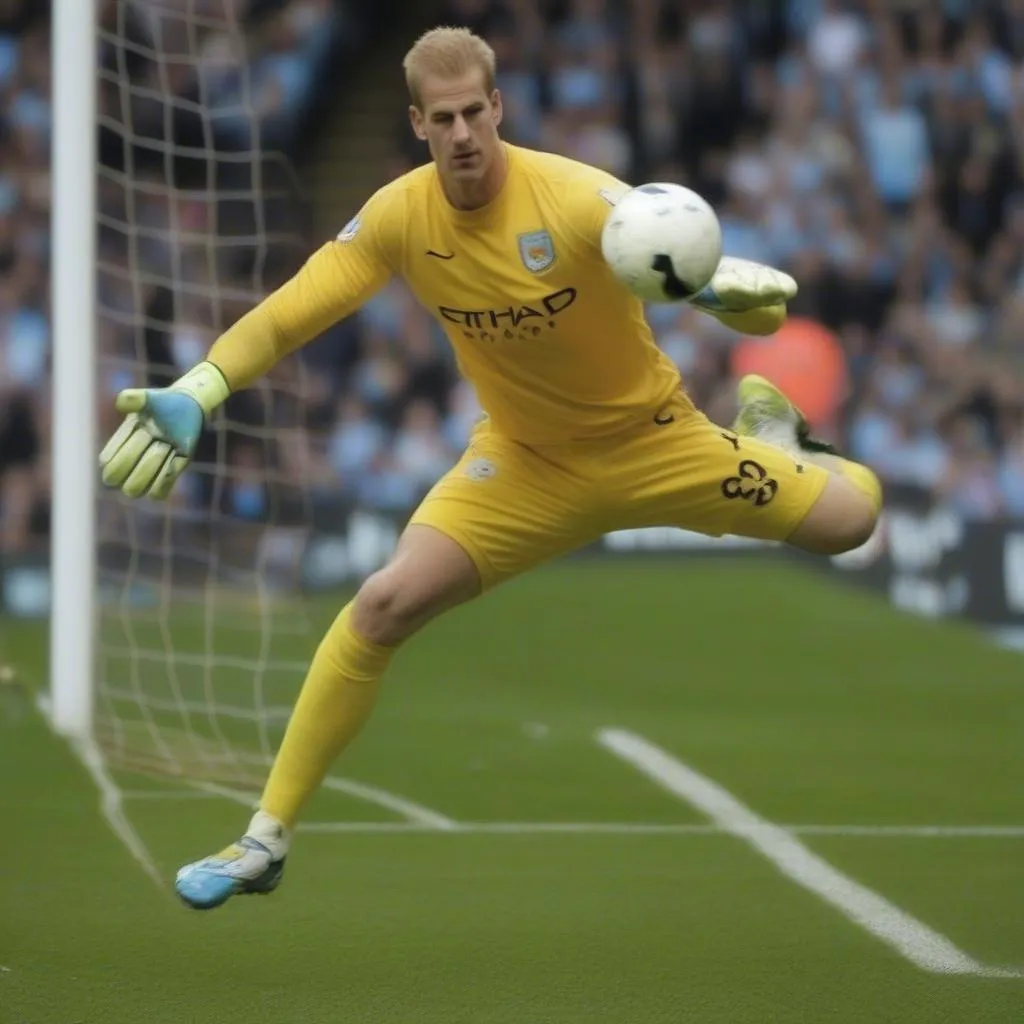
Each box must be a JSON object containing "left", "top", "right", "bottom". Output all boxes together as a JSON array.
[
  {"left": 206, "top": 183, "right": 404, "bottom": 390},
  {"left": 559, "top": 169, "right": 631, "bottom": 255}
]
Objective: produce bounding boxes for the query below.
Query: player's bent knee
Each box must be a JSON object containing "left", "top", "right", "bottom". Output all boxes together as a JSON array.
[
  {"left": 787, "top": 475, "right": 879, "bottom": 557},
  {"left": 353, "top": 569, "right": 447, "bottom": 646},
  {"left": 351, "top": 526, "right": 482, "bottom": 646},
  {"left": 352, "top": 571, "right": 408, "bottom": 645}
]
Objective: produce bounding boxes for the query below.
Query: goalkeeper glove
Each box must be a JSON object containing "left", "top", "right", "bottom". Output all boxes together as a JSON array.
[
  {"left": 98, "top": 362, "right": 230, "bottom": 500},
  {"left": 690, "top": 256, "right": 797, "bottom": 336}
]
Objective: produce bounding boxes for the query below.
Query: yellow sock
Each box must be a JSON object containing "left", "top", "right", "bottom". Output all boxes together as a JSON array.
[{"left": 260, "top": 602, "right": 393, "bottom": 828}]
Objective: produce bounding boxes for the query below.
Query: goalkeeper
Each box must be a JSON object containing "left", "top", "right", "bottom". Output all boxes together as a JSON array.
[{"left": 99, "top": 27, "right": 882, "bottom": 910}]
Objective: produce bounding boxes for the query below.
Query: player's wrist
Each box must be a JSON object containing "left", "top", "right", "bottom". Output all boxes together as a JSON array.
[{"left": 170, "top": 361, "right": 231, "bottom": 416}]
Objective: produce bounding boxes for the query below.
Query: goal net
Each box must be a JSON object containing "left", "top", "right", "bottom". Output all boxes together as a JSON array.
[{"left": 91, "top": 0, "right": 333, "bottom": 787}]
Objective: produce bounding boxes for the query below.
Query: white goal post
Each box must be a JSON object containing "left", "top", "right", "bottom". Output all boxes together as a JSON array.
[
  {"left": 50, "top": 0, "right": 99, "bottom": 740},
  {"left": 48, "top": 0, "right": 337, "bottom": 785}
]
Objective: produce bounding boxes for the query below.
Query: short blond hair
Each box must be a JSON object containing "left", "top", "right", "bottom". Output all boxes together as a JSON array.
[{"left": 403, "top": 26, "right": 497, "bottom": 109}]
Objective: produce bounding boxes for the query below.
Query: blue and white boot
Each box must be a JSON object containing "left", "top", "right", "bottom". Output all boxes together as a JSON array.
[{"left": 175, "top": 811, "right": 289, "bottom": 910}]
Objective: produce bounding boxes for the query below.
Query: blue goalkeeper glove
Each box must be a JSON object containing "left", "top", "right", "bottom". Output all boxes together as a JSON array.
[{"left": 98, "top": 362, "right": 230, "bottom": 500}]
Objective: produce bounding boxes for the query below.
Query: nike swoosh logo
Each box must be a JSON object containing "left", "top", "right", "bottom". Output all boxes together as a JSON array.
[{"left": 426, "top": 249, "right": 455, "bottom": 260}]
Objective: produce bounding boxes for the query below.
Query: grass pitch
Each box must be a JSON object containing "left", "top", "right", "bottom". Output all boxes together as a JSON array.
[{"left": 2, "top": 558, "right": 1023, "bottom": 1022}]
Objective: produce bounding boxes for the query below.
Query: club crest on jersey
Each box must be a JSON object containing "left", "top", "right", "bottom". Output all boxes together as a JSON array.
[{"left": 517, "top": 229, "right": 555, "bottom": 273}]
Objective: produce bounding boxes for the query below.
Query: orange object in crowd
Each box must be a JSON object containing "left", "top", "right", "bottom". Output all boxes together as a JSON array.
[{"left": 730, "top": 317, "right": 848, "bottom": 431}]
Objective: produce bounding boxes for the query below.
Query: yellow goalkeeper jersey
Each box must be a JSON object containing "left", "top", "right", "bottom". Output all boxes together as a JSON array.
[{"left": 208, "top": 144, "right": 681, "bottom": 444}]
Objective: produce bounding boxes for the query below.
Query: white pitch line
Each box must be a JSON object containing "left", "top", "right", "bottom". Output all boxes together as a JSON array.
[
  {"left": 70, "top": 736, "right": 165, "bottom": 891},
  {"left": 35, "top": 693, "right": 164, "bottom": 892},
  {"left": 116, "top": 789, "right": 1024, "bottom": 839},
  {"left": 598, "top": 728, "right": 1024, "bottom": 979},
  {"left": 125, "top": 775, "right": 457, "bottom": 829},
  {"left": 790, "top": 824, "right": 1024, "bottom": 839},
  {"left": 181, "top": 777, "right": 455, "bottom": 833},
  {"left": 301, "top": 821, "right": 432, "bottom": 833},
  {"left": 185, "top": 779, "right": 260, "bottom": 809},
  {"left": 294, "top": 821, "right": 1024, "bottom": 837},
  {"left": 121, "top": 789, "right": 229, "bottom": 800},
  {"left": 321, "top": 775, "right": 457, "bottom": 830}
]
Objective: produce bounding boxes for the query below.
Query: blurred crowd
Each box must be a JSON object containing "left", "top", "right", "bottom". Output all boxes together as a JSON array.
[
  {"left": 0, "top": 0, "right": 346, "bottom": 551},
  {"left": 305, "top": 0, "right": 1024, "bottom": 525},
  {"left": 6, "top": 0, "right": 1024, "bottom": 555},
  {"left": 0, "top": 0, "right": 52, "bottom": 553}
]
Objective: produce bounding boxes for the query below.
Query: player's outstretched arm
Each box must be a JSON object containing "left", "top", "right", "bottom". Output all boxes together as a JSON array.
[
  {"left": 99, "top": 192, "right": 398, "bottom": 500},
  {"left": 689, "top": 256, "right": 797, "bottom": 336}
]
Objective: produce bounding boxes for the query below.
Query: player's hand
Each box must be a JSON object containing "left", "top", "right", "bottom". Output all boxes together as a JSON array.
[
  {"left": 689, "top": 256, "right": 797, "bottom": 314},
  {"left": 99, "top": 362, "right": 230, "bottom": 500}
]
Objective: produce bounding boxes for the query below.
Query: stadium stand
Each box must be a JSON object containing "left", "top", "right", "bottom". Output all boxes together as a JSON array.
[
  {"left": 364, "top": 0, "right": 1024, "bottom": 524},
  {"left": 5, "top": 0, "right": 1024, "bottom": 558},
  {"left": 0, "top": 0, "right": 366, "bottom": 552}
]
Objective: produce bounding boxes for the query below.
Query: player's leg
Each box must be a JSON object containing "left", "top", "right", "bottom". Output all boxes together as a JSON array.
[
  {"left": 175, "top": 427, "right": 603, "bottom": 909},
  {"left": 783, "top": 474, "right": 877, "bottom": 555},
  {"left": 600, "top": 386, "right": 879, "bottom": 554},
  {"left": 173, "top": 522, "right": 479, "bottom": 910},
  {"left": 732, "top": 374, "right": 881, "bottom": 554},
  {"left": 250, "top": 523, "right": 479, "bottom": 832}
]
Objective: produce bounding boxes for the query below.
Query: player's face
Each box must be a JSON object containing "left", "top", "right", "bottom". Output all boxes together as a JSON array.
[{"left": 410, "top": 69, "right": 503, "bottom": 184}]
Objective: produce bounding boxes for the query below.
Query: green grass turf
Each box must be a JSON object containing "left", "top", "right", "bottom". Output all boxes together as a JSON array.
[{"left": 2, "top": 558, "right": 1023, "bottom": 1022}]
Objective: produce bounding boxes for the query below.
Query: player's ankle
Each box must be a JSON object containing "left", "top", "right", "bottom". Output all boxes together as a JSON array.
[{"left": 246, "top": 808, "right": 291, "bottom": 860}]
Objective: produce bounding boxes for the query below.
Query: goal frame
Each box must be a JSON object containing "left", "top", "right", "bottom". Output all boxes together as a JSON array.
[{"left": 50, "top": 0, "right": 98, "bottom": 739}]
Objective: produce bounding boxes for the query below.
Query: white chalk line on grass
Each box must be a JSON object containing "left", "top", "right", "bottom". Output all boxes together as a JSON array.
[
  {"left": 320, "top": 775, "right": 459, "bottom": 830},
  {"left": 122, "top": 788, "right": 228, "bottom": 800},
  {"left": 35, "top": 694, "right": 164, "bottom": 891},
  {"left": 115, "top": 793, "right": 1024, "bottom": 838},
  {"left": 598, "top": 728, "right": 1024, "bottom": 980},
  {"left": 34, "top": 696, "right": 163, "bottom": 888},
  {"left": 184, "top": 778, "right": 259, "bottom": 808},
  {"left": 295, "top": 821, "right": 1024, "bottom": 837},
  {"left": 119, "top": 792, "right": 1024, "bottom": 838},
  {"left": 69, "top": 736, "right": 165, "bottom": 891},
  {"left": 170, "top": 774, "right": 459, "bottom": 830}
]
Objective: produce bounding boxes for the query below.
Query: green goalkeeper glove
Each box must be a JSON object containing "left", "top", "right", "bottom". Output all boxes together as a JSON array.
[
  {"left": 98, "top": 362, "right": 230, "bottom": 500},
  {"left": 691, "top": 256, "right": 797, "bottom": 312},
  {"left": 690, "top": 256, "right": 797, "bottom": 336}
]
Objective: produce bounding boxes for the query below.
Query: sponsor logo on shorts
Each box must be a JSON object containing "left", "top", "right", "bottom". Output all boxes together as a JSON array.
[
  {"left": 465, "top": 457, "right": 497, "bottom": 481},
  {"left": 721, "top": 459, "right": 777, "bottom": 507}
]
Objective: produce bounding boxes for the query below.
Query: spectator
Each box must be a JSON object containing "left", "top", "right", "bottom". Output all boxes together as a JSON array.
[
  {"left": 327, "top": 395, "right": 387, "bottom": 499},
  {"left": 860, "top": 76, "right": 932, "bottom": 213},
  {"left": 19, "top": 0, "right": 1024, "bottom": 548},
  {"left": 314, "top": 1, "right": 1024, "bottom": 523}
]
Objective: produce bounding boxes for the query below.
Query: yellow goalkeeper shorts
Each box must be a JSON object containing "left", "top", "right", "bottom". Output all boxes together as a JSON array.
[{"left": 409, "top": 389, "right": 829, "bottom": 590}]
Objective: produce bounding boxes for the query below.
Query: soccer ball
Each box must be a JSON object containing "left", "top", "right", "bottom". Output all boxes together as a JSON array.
[{"left": 601, "top": 183, "right": 723, "bottom": 303}]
